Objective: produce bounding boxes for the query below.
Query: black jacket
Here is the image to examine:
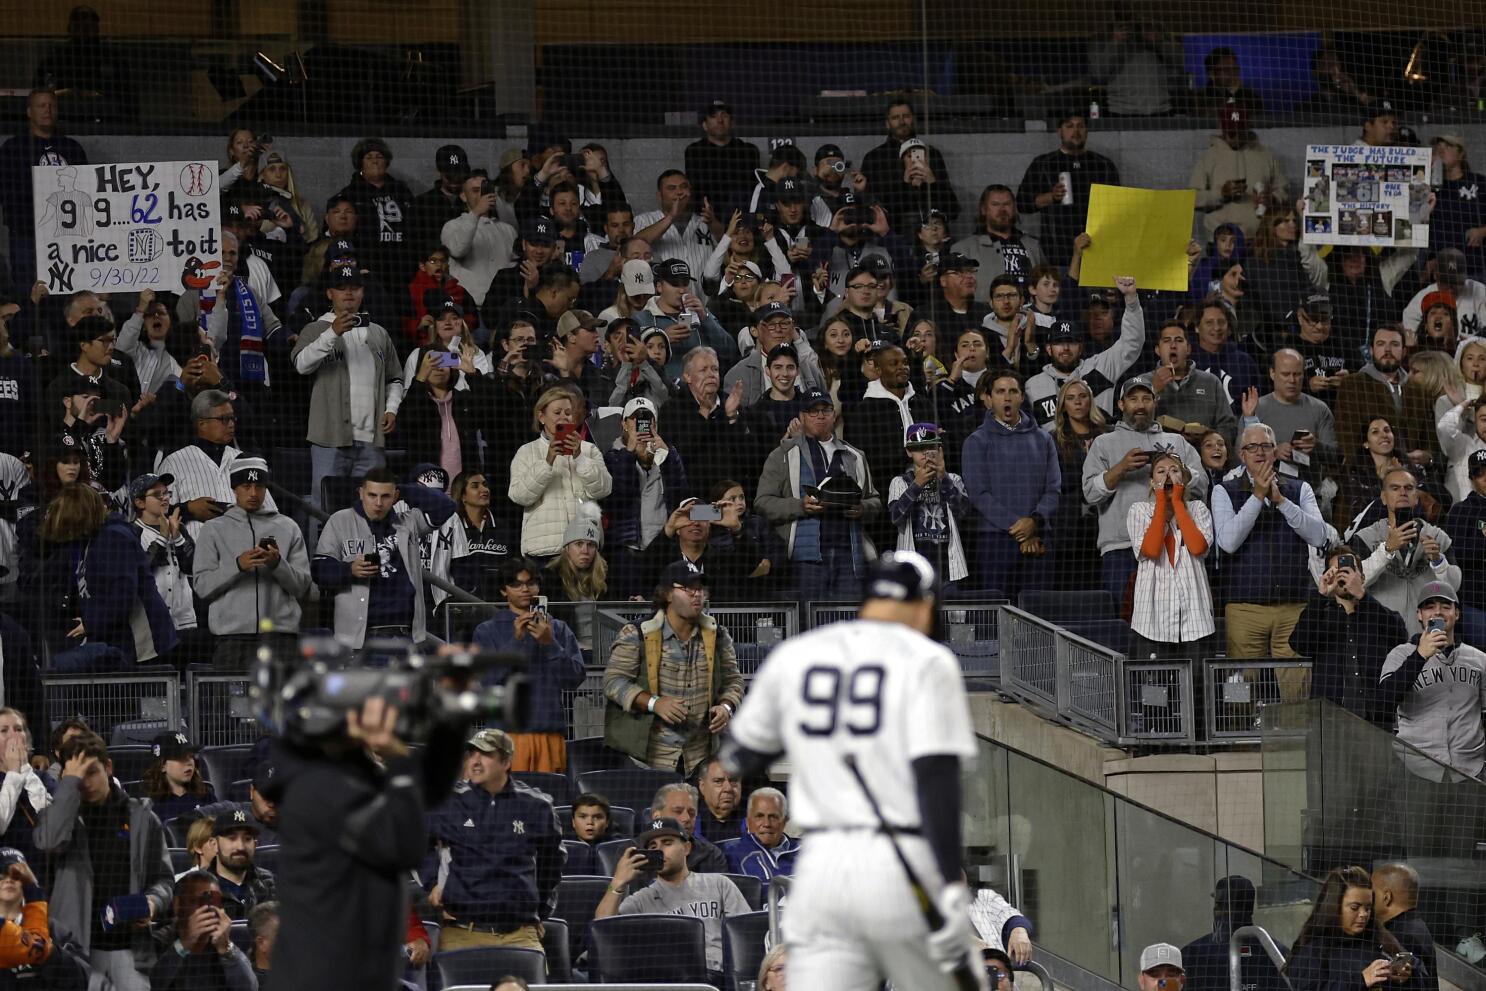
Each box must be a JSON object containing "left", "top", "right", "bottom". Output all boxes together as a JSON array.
[
  {"left": 1182, "top": 928, "right": 1288, "bottom": 991},
  {"left": 684, "top": 138, "right": 760, "bottom": 214},
  {"left": 1290, "top": 591, "right": 1409, "bottom": 728},
  {"left": 1383, "top": 909, "right": 1436, "bottom": 989},
  {"left": 261, "top": 726, "right": 464, "bottom": 991},
  {"left": 1442, "top": 491, "right": 1486, "bottom": 611},
  {"left": 1284, "top": 933, "right": 1389, "bottom": 991},
  {"left": 842, "top": 390, "right": 934, "bottom": 501},
  {"left": 1014, "top": 148, "right": 1120, "bottom": 267}
]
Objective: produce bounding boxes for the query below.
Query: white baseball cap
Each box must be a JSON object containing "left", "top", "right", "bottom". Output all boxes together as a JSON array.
[
  {"left": 622, "top": 259, "right": 656, "bottom": 296},
  {"left": 1139, "top": 944, "right": 1183, "bottom": 973},
  {"left": 622, "top": 396, "right": 657, "bottom": 420}
]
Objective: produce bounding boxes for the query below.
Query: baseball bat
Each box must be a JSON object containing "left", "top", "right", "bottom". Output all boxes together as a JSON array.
[{"left": 844, "top": 755, "right": 981, "bottom": 991}]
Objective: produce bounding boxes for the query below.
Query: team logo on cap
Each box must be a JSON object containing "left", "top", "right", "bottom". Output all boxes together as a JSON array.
[
  {"left": 447, "top": 154, "right": 459, "bottom": 166},
  {"left": 246, "top": 470, "right": 260, "bottom": 482},
  {"left": 233, "top": 809, "right": 247, "bottom": 823}
]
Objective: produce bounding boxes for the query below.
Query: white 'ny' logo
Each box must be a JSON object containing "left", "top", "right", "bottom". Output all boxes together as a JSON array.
[
  {"left": 512, "top": 820, "right": 525, "bottom": 835},
  {"left": 233, "top": 810, "right": 247, "bottom": 823}
]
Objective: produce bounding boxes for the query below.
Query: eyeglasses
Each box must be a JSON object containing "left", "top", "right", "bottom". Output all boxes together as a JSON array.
[
  {"left": 802, "top": 408, "right": 834, "bottom": 417},
  {"left": 847, "top": 281, "right": 879, "bottom": 291},
  {"left": 1241, "top": 442, "right": 1276, "bottom": 454},
  {"left": 992, "top": 291, "right": 1021, "bottom": 301}
]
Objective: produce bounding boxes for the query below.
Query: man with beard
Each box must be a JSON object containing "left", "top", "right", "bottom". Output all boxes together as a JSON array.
[
  {"left": 208, "top": 805, "right": 275, "bottom": 921},
  {"left": 1015, "top": 113, "right": 1120, "bottom": 267},
  {"left": 1082, "top": 379, "right": 1207, "bottom": 602},
  {"left": 925, "top": 253, "right": 990, "bottom": 343},
  {"left": 860, "top": 98, "right": 960, "bottom": 234},
  {"left": 950, "top": 185, "right": 1045, "bottom": 288},
  {"left": 1335, "top": 324, "right": 1436, "bottom": 469},
  {"left": 1026, "top": 275, "right": 1145, "bottom": 427}
]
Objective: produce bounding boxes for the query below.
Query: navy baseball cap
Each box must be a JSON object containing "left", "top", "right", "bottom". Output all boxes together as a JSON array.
[
  {"left": 939, "top": 252, "right": 979, "bottom": 274},
  {"left": 325, "top": 263, "right": 363, "bottom": 287},
  {"left": 775, "top": 177, "right": 807, "bottom": 202},
  {"left": 213, "top": 804, "right": 260, "bottom": 836},
  {"left": 801, "top": 388, "right": 833, "bottom": 410},
  {"left": 1045, "top": 320, "right": 1080, "bottom": 344},
  {"left": 435, "top": 144, "right": 470, "bottom": 177},
  {"left": 1471, "top": 450, "right": 1486, "bottom": 479},
  {"left": 863, "top": 551, "right": 938, "bottom": 604},
  {"left": 1362, "top": 99, "right": 1396, "bottom": 124},
  {"left": 654, "top": 258, "right": 692, "bottom": 286},
  {"left": 815, "top": 143, "right": 845, "bottom": 164},
  {"left": 424, "top": 289, "right": 461, "bottom": 319},
  {"left": 408, "top": 463, "right": 449, "bottom": 490},
  {"left": 637, "top": 816, "right": 690, "bottom": 847},
  {"left": 524, "top": 218, "right": 557, "bottom": 245},
  {"left": 658, "top": 560, "right": 709, "bottom": 589},
  {"left": 129, "top": 472, "right": 174, "bottom": 501},
  {"left": 701, "top": 99, "right": 732, "bottom": 119},
  {"left": 753, "top": 301, "right": 794, "bottom": 322},
  {"left": 324, "top": 192, "right": 354, "bottom": 212},
  {"left": 150, "top": 731, "right": 194, "bottom": 761}
]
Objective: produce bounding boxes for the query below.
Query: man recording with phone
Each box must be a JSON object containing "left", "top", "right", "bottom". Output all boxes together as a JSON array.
[
  {"left": 595, "top": 816, "right": 750, "bottom": 989},
  {"left": 1291, "top": 546, "right": 1407, "bottom": 728},
  {"left": 605, "top": 396, "right": 690, "bottom": 597},
  {"left": 1376, "top": 583, "right": 1486, "bottom": 949},
  {"left": 1350, "top": 468, "right": 1461, "bottom": 636},
  {"left": 147, "top": 871, "right": 255, "bottom": 991}
]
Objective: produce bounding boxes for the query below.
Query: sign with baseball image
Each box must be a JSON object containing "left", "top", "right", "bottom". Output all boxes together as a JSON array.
[{"left": 33, "top": 160, "right": 221, "bottom": 293}]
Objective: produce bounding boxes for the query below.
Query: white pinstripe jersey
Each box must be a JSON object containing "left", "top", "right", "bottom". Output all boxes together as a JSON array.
[{"left": 156, "top": 443, "right": 277, "bottom": 539}]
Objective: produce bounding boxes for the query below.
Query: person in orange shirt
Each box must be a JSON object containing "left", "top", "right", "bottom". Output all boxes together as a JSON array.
[{"left": 0, "top": 847, "right": 52, "bottom": 969}]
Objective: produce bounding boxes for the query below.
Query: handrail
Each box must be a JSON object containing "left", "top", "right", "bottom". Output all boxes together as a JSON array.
[
  {"left": 268, "top": 479, "right": 486, "bottom": 606},
  {"left": 1229, "top": 926, "right": 1293, "bottom": 991}
]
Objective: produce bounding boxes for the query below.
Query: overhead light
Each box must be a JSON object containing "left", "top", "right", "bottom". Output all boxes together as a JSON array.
[{"left": 254, "top": 52, "right": 286, "bottom": 85}]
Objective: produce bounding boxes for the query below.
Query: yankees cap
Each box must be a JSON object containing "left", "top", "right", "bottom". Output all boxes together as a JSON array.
[
  {"left": 212, "top": 804, "right": 261, "bottom": 836},
  {"left": 150, "top": 731, "right": 194, "bottom": 761}
]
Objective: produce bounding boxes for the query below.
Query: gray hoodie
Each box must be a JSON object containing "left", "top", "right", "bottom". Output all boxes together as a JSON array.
[
  {"left": 34, "top": 778, "right": 174, "bottom": 966},
  {"left": 194, "top": 505, "right": 313, "bottom": 635},
  {"left": 1081, "top": 419, "right": 1206, "bottom": 553}
]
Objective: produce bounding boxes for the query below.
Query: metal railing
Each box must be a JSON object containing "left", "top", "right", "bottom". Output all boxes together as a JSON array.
[
  {"left": 1206, "top": 659, "right": 1314, "bottom": 742},
  {"left": 186, "top": 672, "right": 259, "bottom": 747},
  {"left": 1229, "top": 926, "right": 1294, "bottom": 991},
  {"left": 42, "top": 672, "right": 182, "bottom": 744}
]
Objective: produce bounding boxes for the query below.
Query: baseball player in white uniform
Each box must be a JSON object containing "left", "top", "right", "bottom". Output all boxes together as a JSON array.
[{"left": 722, "top": 551, "right": 986, "bottom": 991}]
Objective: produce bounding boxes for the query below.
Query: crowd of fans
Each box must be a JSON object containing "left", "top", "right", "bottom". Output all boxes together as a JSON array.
[{"left": 0, "top": 28, "right": 1479, "bottom": 986}]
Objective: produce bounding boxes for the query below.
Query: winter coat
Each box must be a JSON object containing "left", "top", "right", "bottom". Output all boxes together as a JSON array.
[
  {"left": 194, "top": 505, "right": 313, "bottom": 636},
  {"left": 509, "top": 435, "right": 612, "bottom": 558}
]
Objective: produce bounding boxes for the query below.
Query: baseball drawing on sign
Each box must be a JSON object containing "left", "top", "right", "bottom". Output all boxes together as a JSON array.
[
  {"left": 36, "top": 167, "right": 94, "bottom": 239},
  {"left": 179, "top": 162, "right": 213, "bottom": 197}
]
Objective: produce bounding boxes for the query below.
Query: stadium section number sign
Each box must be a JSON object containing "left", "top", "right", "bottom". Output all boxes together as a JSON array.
[
  {"left": 1301, "top": 144, "right": 1432, "bottom": 248},
  {"left": 33, "top": 160, "right": 222, "bottom": 294}
]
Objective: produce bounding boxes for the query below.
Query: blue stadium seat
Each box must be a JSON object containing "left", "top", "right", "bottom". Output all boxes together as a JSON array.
[
  {"left": 576, "top": 768, "right": 681, "bottom": 818},
  {"left": 553, "top": 876, "right": 611, "bottom": 965},
  {"left": 723, "top": 910, "right": 771, "bottom": 991},
  {"left": 542, "top": 917, "right": 572, "bottom": 982},
  {"left": 513, "top": 770, "right": 575, "bottom": 806},
  {"left": 564, "top": 736, "right": 631, "bottom": 780},
  {"left": 435, "top": 946, "right": 545, "bottom": 988},
  {"left": 589, "top": 914, "right": 709, "bottom": 983}
]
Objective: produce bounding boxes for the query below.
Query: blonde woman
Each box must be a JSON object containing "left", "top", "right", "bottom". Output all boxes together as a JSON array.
[
  {"left": 258, "top": 152, "right": 321, "bottom": 242},
  {"left": 508, "top": 387, "right": 612, "bottom": 557}
]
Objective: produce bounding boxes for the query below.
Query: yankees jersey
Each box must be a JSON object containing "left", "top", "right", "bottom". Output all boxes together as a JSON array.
[
  {"left": 156, "top": 442, "right": 277, "bottom": 539},
  {"left": 0, "top": 452, "right": 26, "bottom": 589},
  {"left": 729, "top": 618, "right": 976, "bottom": 831}
]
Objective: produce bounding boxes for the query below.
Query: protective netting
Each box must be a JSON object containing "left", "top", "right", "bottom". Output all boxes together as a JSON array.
[{"left": 1, "top": 1, "right": 1486, "bottom": 987}]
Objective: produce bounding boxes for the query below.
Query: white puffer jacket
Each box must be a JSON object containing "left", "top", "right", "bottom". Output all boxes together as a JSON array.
[{"left": 509, "top": 434, "right": 612, "bottom": 557}]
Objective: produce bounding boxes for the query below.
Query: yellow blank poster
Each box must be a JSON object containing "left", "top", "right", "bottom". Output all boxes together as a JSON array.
[{"left": 1078, "top": 184, "right": 1196, "bottom": 293}]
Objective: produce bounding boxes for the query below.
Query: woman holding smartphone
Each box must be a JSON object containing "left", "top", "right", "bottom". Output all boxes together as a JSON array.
[{"left": 508, "top": 387, "right": 612, "bottom": 558}]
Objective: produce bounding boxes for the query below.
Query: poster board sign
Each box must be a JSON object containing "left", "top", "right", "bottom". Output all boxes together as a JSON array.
[
  {"left": 1300, "top": 145, "right": 1431, "bottom": 248},
  {"left": 33, "top": 161, "right": 221, "bottom": 294},
  {"left": 1078, "top": 184, "right": 1196, "bottom": 293}
]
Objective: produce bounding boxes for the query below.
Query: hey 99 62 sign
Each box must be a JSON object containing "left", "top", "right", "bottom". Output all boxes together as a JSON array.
[{"left": 32, "top": 160, "right": 221, "bottom": 294}]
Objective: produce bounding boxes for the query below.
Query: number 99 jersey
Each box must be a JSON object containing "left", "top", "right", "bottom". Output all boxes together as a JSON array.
[{"left": 728, "top": 617, "right": 976, "bottom": 832}]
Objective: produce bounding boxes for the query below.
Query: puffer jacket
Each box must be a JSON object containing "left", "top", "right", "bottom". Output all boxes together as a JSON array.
[{"left": 508, "top": 434, "right": 612, "bottom": 557}]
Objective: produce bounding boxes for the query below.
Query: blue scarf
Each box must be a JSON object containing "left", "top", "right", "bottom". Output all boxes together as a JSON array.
[{"left": 235, "top": 276, "right": 267, "bottom": 385}]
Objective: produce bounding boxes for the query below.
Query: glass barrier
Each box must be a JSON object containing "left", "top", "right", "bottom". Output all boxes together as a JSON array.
[
  {"left": 968, "top": 734, "right": 1319, "bottom": 989},
  {"left": 1261, "top": 699, "right": 1486, "bottom": 966}
]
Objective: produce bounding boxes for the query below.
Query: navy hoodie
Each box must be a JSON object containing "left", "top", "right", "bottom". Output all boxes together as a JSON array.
[{"left": 961, "top": 413, "right": 1061, "bottom": 533}]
